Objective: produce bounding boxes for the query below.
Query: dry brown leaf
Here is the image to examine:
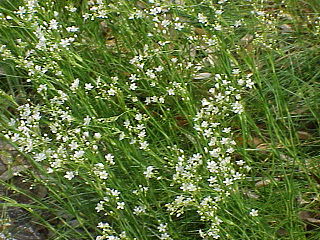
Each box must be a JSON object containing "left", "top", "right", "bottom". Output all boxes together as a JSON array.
[
  {"left": 280, "top": 24, "right": 293, "bottom": 33},
  {"left": 0, "top": 165, "right": 29, "bottom": 181},
  {"left": 194, "top": 27, "right": 207, "bottom": 36},
  {"left": 243, "top": 190, "right": 260, "bottom": 199},
  {"left": 193, "top": 72, "right": 212, "bottom": 80},
  {"left": 0, "top": 140, "right": 15, "bottom": 151},
  {"left": 306, "top": 217, "right": 320, "bottom": 224},
  {"left": 255, "top": 179, "right": 272, "bottom": 188},
  {"left": 240, "top": 34, "right": 254, "bottom": 44},
  {"left": 252, "top": 137, "right": 263, "bottom": 146},
  {"left": 0, "top": 150, "right": 13, "bottom": 165},
  {"left": 136, "top": 1, "right": 148, "bottom": 9},
  {"left": 174, "top": 115, "right": 188, "bottom": 127},
  {"left": 256, "top": 143, "right": 270, "bottom": 150},
  {"left": 299, "top": 211, "right": 320, "bottom": 224},
  {"left": 297, "top": 195, "right": 310, "bottom": 205},
  {"left": 0, "top": 222, "right": 11, "bottom": 233},
  {"left": 299, "top": 210, "right": 311, "bottom": 220},
  {"left": 290, "top": 107, "right": 308, "bottom": 114},
  {"left": 0, "top": 67, "right": 5, "bottom": 76},
  {"left": 297, "top": 131, "right": 312, "bottom": 140},
  {"left": 34, "top": 185, "right": 48, "bottom": 198},
  {"left": 106, "top": 38, "right": 116, "bottom": 47},
  {"left": 277, "top": 228, "right": 288, "bottom": 236}
]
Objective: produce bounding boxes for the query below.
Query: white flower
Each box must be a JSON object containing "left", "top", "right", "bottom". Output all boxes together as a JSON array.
[
  {"left": 223, "top": 178, "right": 233, "bottom": 186},
  {"left": 198, "top": 13, "right": 208, "bottom": 24},
  {"left": 160, "top": 233, "right": 172, "bottom": 240},
  {"left": 34, "top": 152, "right": 46, "bottom": 162},
  {"left": 98, "top": 170, "right": 108, "bottom": 179},
  {"left": 71, "top": 78, "right": 80, "bottom": 91},
  {"left": 74, "top": 150, "right": 85, "bottom": 158},
  {"left": 133, "top": 205, "right": 146, "bottom": 215},
  {"left": 222, "top": 127, "right": 231, "bottom": 133},
  {"left": 117, "top": 201, "right": 125, "bottom": 209},
  {"left": 96, "top": 202, "right": 104, "bottom": 212},
  {"left": 150, "top": 6, "right": 162, "bottom": 15},
  {"left": 171, "top": 58, "right": 178, "bottom": 63},
  {"left": 234, "top": 20, "right": 242, "bottom": 27},
  {"left": 37, "top": 84, "right": 47, "bottom": 93},
  {"left": 97, "top": 222, "right": 109, "bottom": 228},
  {"left": 232, "top": 101, "right": 244, "bottom": 114},
  {"left": 159, "top": 97, "right": 165, "bottom": 103},
  {"left": 167, "top": 89, "right": 175, "bottom": 95},
  {"left": 249, "top": 209, "right": 259, "bottom": 217},
  {"left": 108, "top": 88, "right": 116, "bottom": 96},
  {"left": 60, "top": 38, "right": 71, "bottom": 48},
  {"left": 144, "top": 166, "right": 155, "bottom": 179},
  {"left": 105, "top": 154, "right": 115, "bottom": 165},
  {"left": 83, "top": 116, "right": 91, "bottom": 125},
  {"left": 174, "top": 22, "right": 184, "bottom": 30},
  {"left": 64, "top": 171, "right": 75, "bottom": 180},
  {"left": 94, "top": 132, "right": 102, "bottom": 139},
  {"left": 129, "top": 74, "right": 138, "bottom": 81},
  {"left": 85, "top": 83, "right": 94, "bottom": 90},
  {"left": 155, "top": 66, "right": 163, "bottom": 72},
  {"left": 139, "top": 141, "right": 149, "bottom": 150},
  {"left": 146, "top": 69, "right": 156, "bottom": 79},
  {"left": 138, "top": 130, "right": 146, "bottom": 139},
  {"left": 66, "top": 26, "right": 79, "bottom": 32},
  {"left": 49, "top": 19, "right": 59, "bottom": 30},
  {"left": 180, "top": 182, "right": 197, "bottom": 192},
  {"left": 135, "top": 113, "right": 143, "bottom": 121},
  {"left": 236, "top": 160, "right": 245, "bottom": 166},
  {"left": 129, "top": 83, "right": 137, "bottom": 90},
  {"left": 158, "top": 223, "right": 167, "bottom": 232},
  {"left": 246, "top": 79, "right": 254, "bottom": 88},
  {"left": 161, "top": 19, "right": 170, "bottom": 27}
]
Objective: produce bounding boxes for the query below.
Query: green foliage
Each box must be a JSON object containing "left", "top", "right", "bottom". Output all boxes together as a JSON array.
[{"left": 0, "top": 0, "right": 319, "bottom": 239}]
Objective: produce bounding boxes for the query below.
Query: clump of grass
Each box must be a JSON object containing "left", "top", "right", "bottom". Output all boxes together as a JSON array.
[{"left": 0, "top": 0, "right": 319, "bottom": 239}]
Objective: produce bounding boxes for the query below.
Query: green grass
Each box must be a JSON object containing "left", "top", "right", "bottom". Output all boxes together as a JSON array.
[{"left": 0, "top": 0, "right": 319, "bottom": 239}]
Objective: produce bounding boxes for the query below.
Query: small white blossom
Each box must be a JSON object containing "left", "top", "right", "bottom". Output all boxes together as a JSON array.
[
  {"left": 74, "top": 150, "right": 85, "bottom": 158},
  {"left": 139, "top": 141, "right": 149, "bottom": 150},
  {"left": 85, "top": 83, "right": 94, "bottom": 90},
  {"left": 117, "top": 201, "right": 125, "bottom": 209},
  {"left": 34, "top": 152, "right": 46, "bottom": 162},
  {"left": 71, "top": 78, "right": 80, "bottom": 91},
  {"left": 96, "top": 202, "right": 104, "bottom": 212},
  {"left": 64, "top": 171, "right": 75, "bottom": 180},
  {"left": 135, "top": 113, "right": 143, "bottom": 121},
  {"left": 66, "top": 26, "right": 79, "bottom": 32},
  {"left": 49, "top": 19, "right": 59, "bottom": 30},
  {"left": 167, "top": 89, "right": 175, "bottom": 95},
  {"left": 249, "top": 209, "right": 259, "bottom": 217},
  {"left": 133, "top": 205, "right": 146, "bottom": 215},
  {"left": 143, "top": 166, "right": 155, "bottom": 179},
  {"left": 105, "top": 154, "right": 115, "bottom": 165},
  {"left": 198, "top": 13, "right": 208, "bottom": 24},
  {"left": 129, "top": 83, "right": 137, "bottom": 90},
  {"left": 94, "top": 132, "right": 102, "bottom": 139}
]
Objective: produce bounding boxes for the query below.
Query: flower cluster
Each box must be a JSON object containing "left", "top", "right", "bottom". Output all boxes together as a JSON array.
[
  {"left": 122, "top": 113, "right": 150, "bottom": 151},
  {"left": 96, "top": 222, "right": 129, "bottom": 240},
  {"left": 157, "top": 223, "right": 172, "bottom": 240},
  {"left": 95, "top": 188, "right": 124, "bottom": 216},
  {"left": 84, "top": 0, "right": 111, "bottom": 20},
  {"left": 164, "top": 70, "right": 254, "bottom": 238},
  {"left": 0, "top": 0, "right": 267, "bottom": 239}
]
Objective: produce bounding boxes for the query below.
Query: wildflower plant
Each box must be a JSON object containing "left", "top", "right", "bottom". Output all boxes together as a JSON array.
[{"left": 1, "top": 0, "right": 320, "bottom": 239}]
